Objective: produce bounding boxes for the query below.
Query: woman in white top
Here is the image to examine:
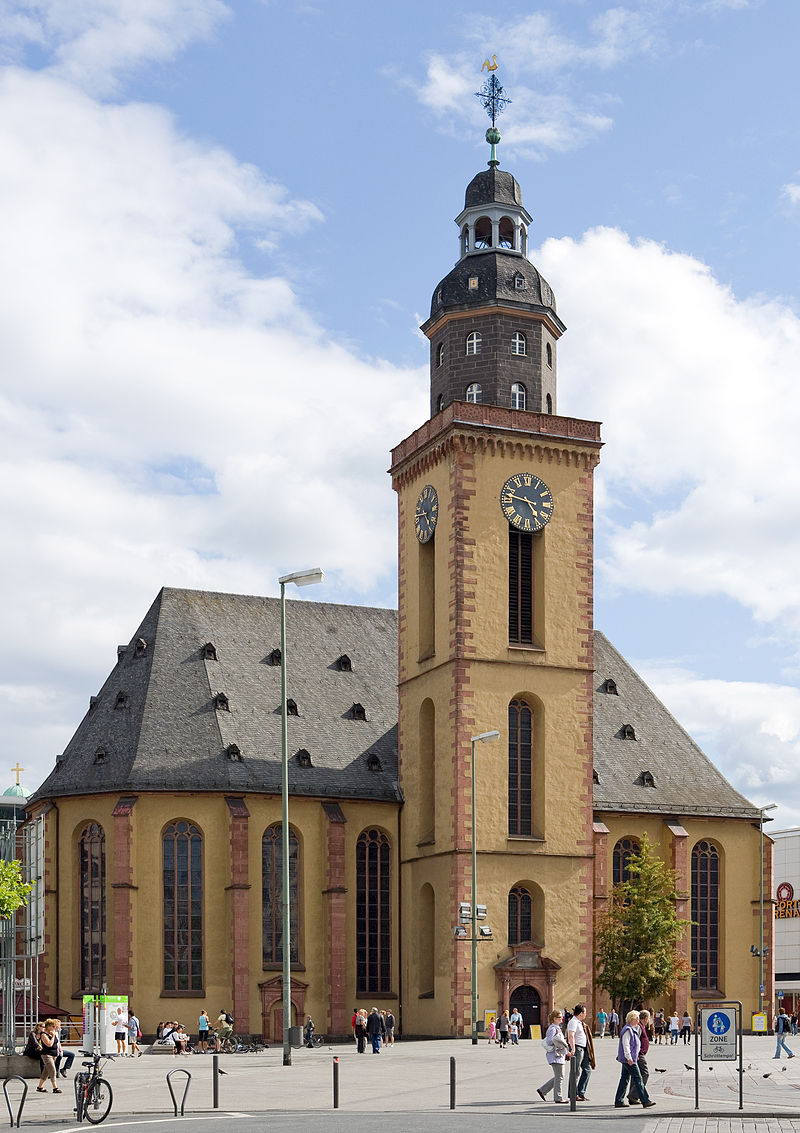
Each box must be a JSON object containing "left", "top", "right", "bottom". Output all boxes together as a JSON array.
[
  {"left": 668, "top": 1014, "right": 680, "bottom": 1044},
  {"left": 537, "top": 1010, "right": 570, "bottom": 1103}
]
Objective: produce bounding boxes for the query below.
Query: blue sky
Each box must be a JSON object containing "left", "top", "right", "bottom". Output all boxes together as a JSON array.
[{"left": 2, "top": 0, "right": 800, "bottom": 829}]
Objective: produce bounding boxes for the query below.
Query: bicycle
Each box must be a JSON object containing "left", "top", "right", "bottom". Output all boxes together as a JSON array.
[
  {"left": 304, "top": 1033, "right": 325, "bottom": 1048},
  {"left": 74, "top": 1052, "right": 113, "bottom": 1124}
]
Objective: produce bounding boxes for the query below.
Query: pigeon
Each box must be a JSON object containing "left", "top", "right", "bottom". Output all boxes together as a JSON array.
[
  {"left": 763, "top": 1073, "right": 772, "bottom": 1078},
  {"left": 217, "top": 1069, "right": 228, "bottom": 1076},
  {"left": 684, "top": 1064, "right": 693, "bottom": 1071},
  {"left": 747, "top": 1064, "right": 753, "bottom": 1070},
  {"left": 782, "top": 1067, "right": 788, "bottom": 1072},
  {"left": 654, "top": 1068, "right": 667, "bottom": 1073}
]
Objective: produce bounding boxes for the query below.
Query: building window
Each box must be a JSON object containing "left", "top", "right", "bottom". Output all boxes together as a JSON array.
[
  {"left": 546, "top": 342, "right": 553, "bottom": 368},
  {"left": 465, "top": 332, "right": 482, "bottom": 356},
  {"left": 511, "top": 382, "right": 527, "bottom": 410},
  {"left": 511, "top": 332, "right": 526, "bottom": 356},
  {"left": 474, "top": 217, "right": 492, "bottom": 249},
  {"left": 436, "top": 394, "right": 445, "bottom": 413},
  {"left": 466, "top": 383, "right": 483, "bottom": 403},
  {"left": 546, "top": 393, "right": 553, "bottom": 414},
  {"left": 262, "top": 824, "right": 299, "bottom": 965},
  {"left": 79, "top": 823, "right": 106, "bottom": 992},
  {"left": 356, "top": 829, "right": 391, "bottom": 994},
  {"left": 692, "top": 840, "right": 720, "bottom": 992},
  {"left": 612, "top": 837, "right": 640, "bottom": 887},
  {"left": 508, "top": 529, "right": 533, "bottom": 644},
  {"left": 163, "top": 821, "right": 203, "bottom": 992},
  {"left": 508, "top": 885, "right": 532, "bottom": 945},
  {"left": 437, "top": 342, "right": 444, "bottom": 367},
  {"left": 508, "top": 699, "right": 533, "bottom": 836},
  {"left": 498, "top": 217, "right": 514, "bottom": 249}
]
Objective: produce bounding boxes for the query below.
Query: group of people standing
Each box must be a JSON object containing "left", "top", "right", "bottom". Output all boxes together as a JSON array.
[
  {"left": 486, "top": 1008, "right": 525, "bottom": 1045},
  {"left": 352, "top": 1008, "right": 395, "bottom": 1054}
]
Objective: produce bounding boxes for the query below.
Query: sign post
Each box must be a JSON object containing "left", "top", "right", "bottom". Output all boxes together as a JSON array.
[{"left": 695, "top": 1001, "right": 742, "bottom": 1110}]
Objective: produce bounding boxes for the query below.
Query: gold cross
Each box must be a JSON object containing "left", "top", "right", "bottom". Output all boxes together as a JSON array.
[{"left": 11, "top": 763, "right": 23, "bottom": 785}]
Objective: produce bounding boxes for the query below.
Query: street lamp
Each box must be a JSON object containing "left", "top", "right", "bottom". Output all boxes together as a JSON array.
[
  {"left": 279, "top": 567, "right": 324, "bottom": 1067},
  {"left": 759, "top": 803, "right": 778, "bottom": 1020},
  {"left": 470, "top": 729, "right": 500, "bottom": 1045}
]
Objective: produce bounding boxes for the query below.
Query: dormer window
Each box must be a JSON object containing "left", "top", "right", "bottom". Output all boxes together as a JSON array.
[
  {"left": 465, "top": 331, "right": 482, "bottom": 355},
  {"left": 351, "top": 703, "right": 367, "bottom": 722},
  {"left": 336, "top": 654, "right": 352, "bottom": 672},
  {"left": 513, "top": 273, "right": 527, "bottom": 291},
  {"left": 134, "top": 638, "right": 147, "bottom": 658},
  {"left": 268, "top": 648, "right": 282, "bottom": 666},
  {"left": 619, "top": 724, "right": 636, "bottom": 740},
  {"left": 286, "top": 699, "right": 298, "bottom": 717},
  {"left": 601, "top": 678, "right": 618, "bottom": 695},
  {"left": 593, "top": 769, "right": 600, "bottom": 784},
  {"left": 214, "top": 692, "right": 230, "bottom": 712},
  {"left": 466, "top": 383, "right": 483, "bottom": 403},
  {"left": 367, "top": 753, "right": 382, "bottom": 772},
  {"left": 226, "top": 743, "right": 242, "bottom": 762},
  {"left": 639, "top": 770, "right": 656, "bottom": 788},
  {"left": 297, "top": 749, "right": 313, "bottom": 768},
  {"left": 114, "top": 692, "right": 128, "bottom": 710},
  {"left": 94, "top": 747, "right": 107, "bottom": 766},
  {"left": 203, "top": 642, "right": 217, "bottom": 661},
  {"left": 89, "top": 696, "right": 98, "bottom": 711}
]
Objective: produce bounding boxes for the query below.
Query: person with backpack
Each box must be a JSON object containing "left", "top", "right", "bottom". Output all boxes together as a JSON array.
[
  {"left": 215, "top": 1009, "right": 234, "bottom": 1051},
  {"left": 775, "top": 1010, "right": 795, "bottom": 1059}
]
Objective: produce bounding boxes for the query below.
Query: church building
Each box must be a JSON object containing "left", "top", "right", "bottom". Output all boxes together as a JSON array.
[{"left": 26, "top": 122, "right": 773, "bottom": 1040}]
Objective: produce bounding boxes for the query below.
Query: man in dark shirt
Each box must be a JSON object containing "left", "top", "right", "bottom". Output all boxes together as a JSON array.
[{"left": 628, "top": 1010, "right": 652, "bottom": 1104}]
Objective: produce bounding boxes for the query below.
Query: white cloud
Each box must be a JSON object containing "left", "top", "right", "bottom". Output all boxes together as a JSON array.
[{"left": 782, "top": 180, "right": 800, "bottom": 206}]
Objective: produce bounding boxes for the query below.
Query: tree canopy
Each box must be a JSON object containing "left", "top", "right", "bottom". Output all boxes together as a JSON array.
[
  {"left": 0, "top": 859, "right": 33, "bottom": 919},
  {"left": 595, "top": 834, "right": 692, "bottom": 1008}
]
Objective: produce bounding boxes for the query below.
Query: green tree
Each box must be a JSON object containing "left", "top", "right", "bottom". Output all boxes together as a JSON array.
[
  {"left": 595, "top": 834, "right": 692, "bottom": 1010},
  {"left": 0, "top": 859, "right": 33, "bottom": 918}
]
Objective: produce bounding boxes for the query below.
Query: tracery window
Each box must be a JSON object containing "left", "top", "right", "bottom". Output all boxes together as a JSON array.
[
  {"left": 466, "top": 332, "right": 482, "bottom": 356},
  {"left": 508, "top": 699, "right": 533, "bottom": 836},
  {"left": 262, "top": 824, "right": 299, "bottom": 965},
  {"left": 508, "top": 885, "right": 532, "bottom": 945},
  {"left": 356, "top": 829, "right": 391, "bottom": 994},
  {"left": 692, "top": 840, "right": 720, "bottom": 991},
  {"left": 163, "top": 821, "right": 203, "bottom": 992},
  {"left": 79, "top": 823, "right": 106, "bottom": 992},
  {"left": 612, "top": 837, "right": 640, "bottom": 887}
]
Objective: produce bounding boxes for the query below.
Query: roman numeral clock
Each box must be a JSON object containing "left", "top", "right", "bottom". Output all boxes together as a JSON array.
[{"left": 499, "top": 473, "right": 554, "bottom": 532}]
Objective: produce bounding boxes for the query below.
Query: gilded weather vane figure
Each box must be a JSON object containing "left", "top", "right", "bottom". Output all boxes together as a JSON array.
[{"left": 475, "top": 65, "right": 510, "bottom": 167}]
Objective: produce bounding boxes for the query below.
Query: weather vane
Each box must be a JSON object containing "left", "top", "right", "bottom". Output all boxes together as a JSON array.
[{"left": 475, "top": 64, "right": 510, "bottom": 166}]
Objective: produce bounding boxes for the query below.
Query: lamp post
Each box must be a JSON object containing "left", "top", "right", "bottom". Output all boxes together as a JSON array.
[
  {"left": 759, "top": 803, "right": 778, "bottom": 1020},
  {"left": 470, "top": 729, "right": 500, "bottom": 1045},
  {"left": 279, "top": 567, "right": 324, "bottom": 1067}
]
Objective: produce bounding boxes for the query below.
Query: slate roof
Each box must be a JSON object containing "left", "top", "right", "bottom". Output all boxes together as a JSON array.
[
  {"left": 31, "top": 588, "right": 400, "bottom": 804},
  {"left": 464, "top": 167, "right": 523, "bottom": 209},
  {"left": 593, "top": 632, "right": 760, "bottom": 820},
  {"left": 429, "top": 251, "right": 561, "bottom": 324}
]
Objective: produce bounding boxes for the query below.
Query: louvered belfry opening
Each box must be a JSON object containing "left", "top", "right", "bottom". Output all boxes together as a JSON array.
[{"left": 508, "top": 528, "right": 534, "bottom": 644}]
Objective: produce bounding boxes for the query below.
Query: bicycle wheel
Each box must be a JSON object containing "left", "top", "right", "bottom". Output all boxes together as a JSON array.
[
  {"left": 83, "top": 1079, "right": 113, "bottom": 1125},
  {"left": 74, "top": 1074, "right": 86, "bottom": 1122}
]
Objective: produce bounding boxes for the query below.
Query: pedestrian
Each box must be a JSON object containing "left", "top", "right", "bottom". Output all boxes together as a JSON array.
[
  {"left": 681, "top": 1012, "right": 692, "bottom": 1045},
  {"left": 597, "top": 1008, "right": 607, "bottom": 1038},
  {"left": 566, "top": 1004, "right": 594, "bottom": 1101},
  {"left": 366, "top": 1007, "right": 383, "bottom": 1053},
  {"left": 386, "top": 1010, "right": 395, "bottom": 1046},
  {"left": 775, "top": 1009, "right": 795, "bottom": 1059},
  {"left": 792, "top": 1013, "right": 798, "bottom": 1037},
  {"left": 23, "top": 1022, "right": 44, "bottom": 1072},
  {"left": 627, "top": 1009, "right": 653, "bottom": 1105},
  {"left": 197, "top": 1010, "right": 209, "bottom": 1053},
  {"left": 609, "top": 1009, "right": 619, "bottom": 1038},
  {"left": 668, "top": 1013, "right": 680, "bottom": 1044},
  {"left": 355, "top": 1010, "right": 367, "bottom": 1053},
  {"left": 487, "top": 1017, "right": 496, "bottom": 1044},
  {"left": 509, "top": 1019, "right": 519, "bottom": 1045},
  {"left": 654, "top": 1010, "right": 665, "bottom": 1044},
  {"left": 537, "top": 1009, "right": 570, "bottom": 1104},
  {"left": 509, "top": 1006, "right": 523, "bottom": 1040},
  {"left": 37, "top": 1019, "right": 62, "bottom": 1094},
  {"left": 304, "top": 1015, "right": 316, "bottom": 1048},
  {"left": 127, "top": 1008, "right": 141, "bottom": 1058},
  {"left": 216, "top": 1009, "right": 233, "bottom": 1051},
  {"left": 113, "top": 1007, "right": 127, "bottom": 1056},
  {"left": 496, "top": 1011, "right": 510, "bottom": 1048},
  {"left": 614, "top": 1010, "right": 656, "bottom": 1109}
]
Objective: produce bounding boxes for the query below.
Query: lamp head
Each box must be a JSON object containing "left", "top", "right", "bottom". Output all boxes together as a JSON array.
[
  {"left": 279, "top": 567, "right": 325, "bottom": 588},
  {"left": 471, "top": 729, "right": 500, "bottom": 744}
]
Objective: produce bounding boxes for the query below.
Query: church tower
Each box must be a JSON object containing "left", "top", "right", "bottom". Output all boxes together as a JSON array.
[{"left": 391, "top": 99, "right": 603, "bottom": 1037}]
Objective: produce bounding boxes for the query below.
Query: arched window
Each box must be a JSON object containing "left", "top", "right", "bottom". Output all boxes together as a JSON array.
[
  {"left": 436, "top": 394, "right": 445, "bottom": 413},
  {"left": 465, "top": 332, "right": 482, "bottom": 356},
  {"left": 437, "top": 342, "right": 444, "bottom": 367},
  {"left": 498, "top": 217, "right": 514, "bottom": 249},
  {"left": 508, "top": 885, "right": 532, "bottom": 945},
  {"left": 511, "top": 383, "right": 527, "bottom": 410},
  {"left": 511, "top": 332, "right": 527, "bottom": 356},
  {"left": 79, "top": 823, "right": 106, "bottom": 992},
  {"left": 546, "top": 393, "right": 553, "bottom": 414},
  {"left": 508, "top": 699, "right": 533, "bottom": 836},
  {"left": 546, "top": 342, "right": 553, "bottom": 367},
  {"left": 262, "top": 824, "right": 299, "bottom": 965},
  {"left": 356, "top": 829, "right": 391, "bottom": 994},
  {"left": 163, "top": 821, "right": 203, "bottom": 992},
  {"left": 692, "top": 840, "right": 720, "bottom": 991},
  {"left": 466, "top": 383, "right": 483, "bottom": 403},
  {"left": 613, "top": 837, "right": 640, "bottom": 887},
  {"left": 460, "top": 225, "right": 469, "bottom": 256},
  {"left": 474, "top": 217, "right": 492, "bottom": 248}
]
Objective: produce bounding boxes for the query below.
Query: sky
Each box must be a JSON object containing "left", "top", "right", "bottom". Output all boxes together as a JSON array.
[{"left": 2, "top": 0, "right": 800, "bottom": 832}]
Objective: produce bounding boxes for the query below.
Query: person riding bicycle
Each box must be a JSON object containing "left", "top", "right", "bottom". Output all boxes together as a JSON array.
[
  {"left": 216, "top": 1009, "right": 234, "bottom": 1051},
  {"left": 304, "top": 1016, "right": 316, "bottom": 1047}
]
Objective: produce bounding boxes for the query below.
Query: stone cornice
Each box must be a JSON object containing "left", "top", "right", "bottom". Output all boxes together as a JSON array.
[{"left": 421, "top": 300, "right": 566, "bottom": 340}]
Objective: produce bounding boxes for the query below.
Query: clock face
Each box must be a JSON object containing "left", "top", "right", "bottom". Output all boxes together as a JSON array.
[
  {"left": 415, "top": 484, "right": 438, "bottom": 543},
  {"left": 499, "top": 472, "right": 554, "bottom": 532}
]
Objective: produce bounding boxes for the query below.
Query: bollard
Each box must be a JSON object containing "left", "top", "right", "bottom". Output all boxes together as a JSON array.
[
  {"left": 450, "top": 1056, "right": 456, "bottom": 1110},
  {"left": 569, "top": 1052, "right": 578, "bottom": 1112},
  {"left": 333, "top": 1057, "right": 339, "bottom": 1109},
  {"left": 166, "top": 1068, "right": 191, "bottom": 1117},
  {"left": 2, "top": 1077, "right": 27, "bottom": 1128},
  {"left": 212, "top": 1054, "right": 219, "bottom": 1109}
]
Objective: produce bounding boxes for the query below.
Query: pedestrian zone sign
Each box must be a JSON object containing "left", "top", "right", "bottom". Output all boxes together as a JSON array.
[{"left": 700, "top": 1008, "right": 736, "bottom": 1061}]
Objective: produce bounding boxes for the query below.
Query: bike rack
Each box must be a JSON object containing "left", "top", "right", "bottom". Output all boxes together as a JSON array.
[
  {"left": 166, "top": 1068, "right": 191, "bottom": 1117},
  {"left": 2, "top": 1076, "right": 27, "bottom": 1128}
]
